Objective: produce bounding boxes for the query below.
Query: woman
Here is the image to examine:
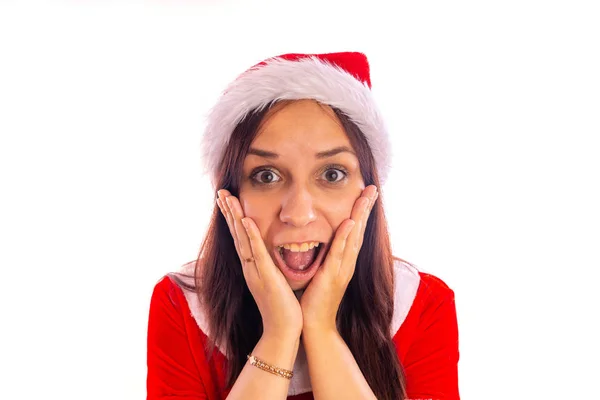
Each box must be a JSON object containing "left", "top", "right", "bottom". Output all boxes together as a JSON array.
[{"left": 147, "top": 52, "right": 459, "bottom": 400}]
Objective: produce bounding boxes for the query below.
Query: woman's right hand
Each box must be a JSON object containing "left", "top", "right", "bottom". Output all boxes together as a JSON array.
[{"left": 217, "top": 190, "right": 303, "bottom": 340}]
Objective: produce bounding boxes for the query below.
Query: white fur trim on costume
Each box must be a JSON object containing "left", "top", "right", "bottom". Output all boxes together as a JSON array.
[
  {"left": 167, "top": 261, "right": 229, "bottom": 357},
  {"left": 201, "top": 56, "right": 392, "bottom": 188},
  {"left": 169, "top": 258, "right": 419, "bottom": 397},
  {"left": 390, "top": 258, "right": 421, "bottom": 336}
]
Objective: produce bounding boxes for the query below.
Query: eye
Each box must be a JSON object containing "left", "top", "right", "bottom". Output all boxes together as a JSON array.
[
  {"left": 251, "top": 169, "right": 281, "bottom": 184},
  {"left": 321, "top": 167, "right": 347, "bottom": 183}
]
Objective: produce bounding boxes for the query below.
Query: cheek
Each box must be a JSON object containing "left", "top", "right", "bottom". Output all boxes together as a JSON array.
[
  {"left": 322, "top": 195, "right": 355, "bottom": 227},
  {"left": 239, "top": 195, "right": 276, "bottom": 234}
]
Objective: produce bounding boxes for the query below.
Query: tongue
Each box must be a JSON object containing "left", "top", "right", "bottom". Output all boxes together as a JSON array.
[{"left": 282, "top": 247, "right": 317, "bottom": 271}]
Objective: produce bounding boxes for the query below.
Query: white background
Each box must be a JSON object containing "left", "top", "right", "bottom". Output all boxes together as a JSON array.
[{"left": 1, "top": 1, "right": 598, "bottom": 399}]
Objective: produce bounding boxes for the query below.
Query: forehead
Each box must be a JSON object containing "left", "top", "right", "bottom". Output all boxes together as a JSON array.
[{"left": 251, "top": 100, "right": 352, "bottom": 148}]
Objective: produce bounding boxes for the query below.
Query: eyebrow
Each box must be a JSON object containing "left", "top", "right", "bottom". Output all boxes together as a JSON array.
[{"left": 247, "top": 146, "right": 356, "bottom": 159}]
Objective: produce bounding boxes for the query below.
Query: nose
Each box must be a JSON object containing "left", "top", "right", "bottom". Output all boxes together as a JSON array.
[{"left": 279, "top": 184, "right": 317, "bottom": 227}]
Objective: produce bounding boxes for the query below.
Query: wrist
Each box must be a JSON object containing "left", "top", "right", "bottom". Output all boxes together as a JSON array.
[
  {"left": 302, "top": 322, "right": 338, "bottom": 338},
  {"left": 301, "top": 325, "right": 341, "bottom": 357},
  {"left": 251, "top": 331, "right": 301, "bottom": 376},
  {"left": 261, "top": 329, "right": 301, "bottom": 345}
]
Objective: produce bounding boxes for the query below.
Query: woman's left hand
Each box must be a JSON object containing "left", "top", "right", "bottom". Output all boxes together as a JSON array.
[{"left": 300, "top": 185, "right": 379, "bottom": 332}]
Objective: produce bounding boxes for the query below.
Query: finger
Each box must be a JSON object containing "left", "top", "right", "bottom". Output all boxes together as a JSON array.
[
  {"left": 225, "top": 196, "right": 254, "bottom": 267},
  {"left": 348, "top": 185, "right": 376, "bottom": 226},
  {"left": 217, "top": 189, "right": 234, "bottom": 227},
  {"left": 348, "top": 186, "right": 378, "bottom": 253},
  {"left": 356, "top": 190, "right": 378, "bottom": 250},
  {"left": 224, "top": 197, "right": 261, "bottom": 285},
  {"left": 218, "top": 194, "right": 259, "bottom": 286},
  {"left": 237, "top": 218, "right": 261, "bottom": 282},
  {"left": 347, "top": 196, "right": 371, "bottom": 253},
  {"left": 323, "top": 219, "right": 356, "bottom": 277},
  {"left": 216, "top": 197, "right": 234, "bottom": 234},
  {"left": 216, "top": 194, "right": 241, "bottom": 256},
  {"left": 241, "top": 216, "right": 280, "bottom": 282},
  {"left": 220, "top": 191, "right": 245, "bottom": 257},
  {"left": 339, "top": 187, "right": 377, "bottom": 278}
]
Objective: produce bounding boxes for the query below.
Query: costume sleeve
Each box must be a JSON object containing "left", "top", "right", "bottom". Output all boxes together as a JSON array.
[
  {"left": 403, "top": 274, "right": 460, "bottom": 400},
  {"left": 147, "top": 276, "right": 207, "bottom": 399}
]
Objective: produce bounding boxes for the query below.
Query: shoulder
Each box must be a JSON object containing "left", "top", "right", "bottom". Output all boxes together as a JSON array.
[
  {"left": 150, "top": 260, "right": 196, "bottom": 299},
  {"left": 147, "top": 262, "right": 227, "bottom": 399},
  {"left": 391, "top": 259, "right": 460, "bottom": 399},
  {"left": 417, "top": 271, "right": 455, "bottom": 303},
  {"left": 390, "top": 258, "right": 421, "bottom": 335},
  {"left": 413, "top": 265, "right": 456, "bottom": 318},
  {"left": 391, "top": 257, "right": 456, "bottom": 335},
  {"left": 149, "top": 273, "right": 184, "bottom": 312},
  {"left": 149, "top": 260, "right": 226, "bottom": 353},
  {"left": 148, "top": 261, "right": 203, "bottom": 330}
]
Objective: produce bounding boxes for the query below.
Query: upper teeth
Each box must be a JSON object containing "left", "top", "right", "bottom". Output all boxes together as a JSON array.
[{"left": 278, "top": 242, "right": 320, "bottom": 252}]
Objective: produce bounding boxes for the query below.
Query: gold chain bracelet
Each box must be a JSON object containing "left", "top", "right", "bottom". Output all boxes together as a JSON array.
[{"left": 247, "top": 354, "right": 294, "bottom": 380}]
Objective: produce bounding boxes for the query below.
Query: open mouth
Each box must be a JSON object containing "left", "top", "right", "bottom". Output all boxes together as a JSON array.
[
  {"left": 273, "top": 241, "right": 329, "bottom": 281},
  {"left": 276, "top": 242, "right": 321, "bottom": 271}
]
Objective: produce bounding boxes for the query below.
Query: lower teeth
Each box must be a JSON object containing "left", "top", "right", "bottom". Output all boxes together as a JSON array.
[
  {"left": 289, "top": 263, "right": 309, "bottom": 271},
  {"left": 278, "top": 244, "right": 320, "bottom": 271}
]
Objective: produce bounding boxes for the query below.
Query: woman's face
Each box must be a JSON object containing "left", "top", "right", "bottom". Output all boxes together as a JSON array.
[{"left": 239, "top": 100, "right": 365, "bottom": 290}]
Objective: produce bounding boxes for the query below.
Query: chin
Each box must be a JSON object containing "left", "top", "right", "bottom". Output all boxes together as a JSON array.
[{"left": 288, "top": 279, "right": 311, "bottom": 291}]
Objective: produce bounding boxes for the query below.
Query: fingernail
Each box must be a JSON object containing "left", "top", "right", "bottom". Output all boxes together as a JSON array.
[
  {"left": 347, "top": 220, "right": 356, "bottom": 234},
  {"left": 241, "top": 218, "right": 249, "bottom": 230}
]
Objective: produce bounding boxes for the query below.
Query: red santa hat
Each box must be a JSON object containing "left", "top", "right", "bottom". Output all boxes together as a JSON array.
[{"left": 200, "top": 51, "right": 392, "bottom": 188}]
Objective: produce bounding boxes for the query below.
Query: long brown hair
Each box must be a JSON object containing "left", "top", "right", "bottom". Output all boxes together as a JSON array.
[{"left": 174, "top": 100, "right": 407, "bottom": 400}]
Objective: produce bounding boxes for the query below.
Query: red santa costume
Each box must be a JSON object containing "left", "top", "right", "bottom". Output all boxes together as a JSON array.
[{"left": 146, "top": 52, "right": 460, "bottom": 400}]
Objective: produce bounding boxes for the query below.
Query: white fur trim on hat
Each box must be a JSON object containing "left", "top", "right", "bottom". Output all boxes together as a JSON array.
[{"left": 200, "top": 56, "right": 392, "bottom": 188}]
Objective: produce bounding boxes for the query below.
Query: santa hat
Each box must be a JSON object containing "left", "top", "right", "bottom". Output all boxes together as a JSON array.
[{"left": 200, "top": 52, "right": 392, "bottom": 188}]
